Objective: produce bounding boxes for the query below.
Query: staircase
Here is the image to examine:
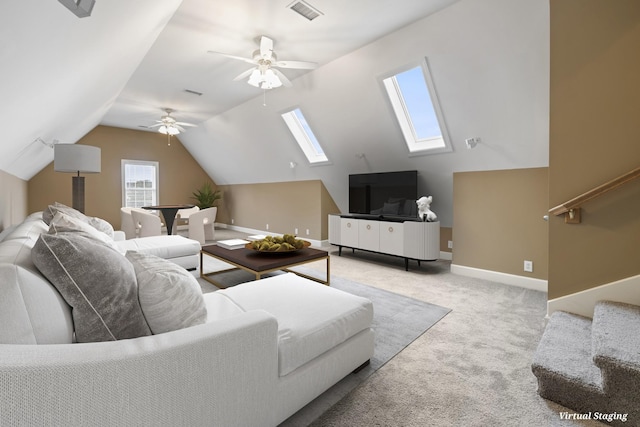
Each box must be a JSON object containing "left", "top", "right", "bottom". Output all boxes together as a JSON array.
[{"left": 532, "top": 301, "right": 640, "bottom": 426}]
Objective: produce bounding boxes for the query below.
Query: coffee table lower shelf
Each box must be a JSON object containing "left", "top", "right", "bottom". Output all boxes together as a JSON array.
[{"left": 200, "top": 245, "right": 330, "bottom": 289}]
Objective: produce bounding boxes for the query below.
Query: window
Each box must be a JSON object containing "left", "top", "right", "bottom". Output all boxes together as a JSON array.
[
  {"left": 281, "top": 108, "right": 329, "bottom": 164},
  {"left": 121, "top": 160, "right": 159, "bottom": 208},
  {"left": 382, "top": 59, "right": 451, "bottom": 155}
]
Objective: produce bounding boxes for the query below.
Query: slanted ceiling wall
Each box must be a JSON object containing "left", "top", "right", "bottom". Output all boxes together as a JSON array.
[{"left": 181, "top": 0, "right": 550, "bottom": 230}]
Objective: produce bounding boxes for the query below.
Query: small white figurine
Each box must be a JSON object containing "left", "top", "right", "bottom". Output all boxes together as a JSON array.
[{"left": 416, "top": 196, "right": 437, "bottom": 222}]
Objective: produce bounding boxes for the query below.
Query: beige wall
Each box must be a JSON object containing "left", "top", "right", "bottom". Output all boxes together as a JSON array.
[
  {"left": 548, "top": 1, "right": 640, "bottom": 299},
  {"left": 28, "top": 126, "right": 213, "bottom": 229},
  {"left": 27, "top": 126, "right": 342, "bottom": 240},
  {"left": 453, "top": 168, "right": 549, "bottom": 280},
  {"left": 0, "top": 170, "right": 28, "bottom": 231},
  {"left": 216, "top": 180, "right": 340, "bottom": 241}
]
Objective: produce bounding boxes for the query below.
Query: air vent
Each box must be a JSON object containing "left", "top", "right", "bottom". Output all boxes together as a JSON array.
[
  {"left": 58, "top": 0, "right": 95, "bottom": 18},
  {"left": 184, "top": 89, "right": 203, "bottom": 96},
  {"left": 288, "top": 0, "right": 323, "bottom": 21}
]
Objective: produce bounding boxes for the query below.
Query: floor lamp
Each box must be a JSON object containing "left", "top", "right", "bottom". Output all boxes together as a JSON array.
[{"left": 54, "top": 144, "right": 101, "bottom": 214}]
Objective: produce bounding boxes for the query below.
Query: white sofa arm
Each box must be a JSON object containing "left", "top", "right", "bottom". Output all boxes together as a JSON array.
[
  {"left": 0, "top": 311, "right": 279, "bottom": 427},
  {"left": 112, "top": 230, "right": 126, "bottom": 241}
]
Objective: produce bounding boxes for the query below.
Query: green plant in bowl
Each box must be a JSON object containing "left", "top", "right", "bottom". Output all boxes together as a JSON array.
[{"left": 191, "top": 182, "right": 221, "bottom": 209}]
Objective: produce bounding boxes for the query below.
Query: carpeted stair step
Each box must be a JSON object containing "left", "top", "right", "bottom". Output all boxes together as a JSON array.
[
  {"left": 531, "top": 311, "right": 607, "bottom": 413},
  {"left": 592, "top": 300, "right": 640, "bottom": 401}
]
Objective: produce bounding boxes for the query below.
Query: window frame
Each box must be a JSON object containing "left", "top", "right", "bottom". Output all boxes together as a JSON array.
[
  {"left": 381, "top": 58, "right": 452, "bottom": 156},
  {"left": 121, "top": 159, "right": 160, "bottom": 208},
  {"left": 281, "top": 107, "right": 330, "bottom": 166}
]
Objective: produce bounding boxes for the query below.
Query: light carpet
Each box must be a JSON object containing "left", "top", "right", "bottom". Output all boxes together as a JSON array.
[{"left": 194, "top": 257, "right": 450, "bottom": 426}]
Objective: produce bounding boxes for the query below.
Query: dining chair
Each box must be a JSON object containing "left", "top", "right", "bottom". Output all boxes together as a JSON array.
[
  {"left": 173, "top": 206, "right": 200, "bottom": 234},
  {"left": 187, "top": 207, "right": 217, "bottom": 244},
  {"left": 131, "top": 209, "right": 163, "bottom": 238}
]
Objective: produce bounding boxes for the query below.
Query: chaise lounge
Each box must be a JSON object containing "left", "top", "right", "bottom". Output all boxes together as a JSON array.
[{"left": 0, "top": 205, "right": 374, "bottom": 426}]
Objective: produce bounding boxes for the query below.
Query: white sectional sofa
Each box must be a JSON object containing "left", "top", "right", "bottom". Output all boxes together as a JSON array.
[{"left": 0, "top": 208, "right": 375, "bottom": 426}]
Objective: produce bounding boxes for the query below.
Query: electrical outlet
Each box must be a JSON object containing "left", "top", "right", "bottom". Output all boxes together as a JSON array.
[
  {"left": 524, "top": 260, "right": 533, "bottom": 272},
  {"left": 306, "top": 229, "right": 310, "bottom": 236},
  {"left": 266, "top": 224, "right": 269, "bottom": 230},
  {"left": 294, "top": 228, "right": 298, "bottom": 235},
  {"left": 447, "top": 240, "right": 453, "bottom": 249},
  {"left": 231, "top": 219, "right": 234, "bottom": 225}
]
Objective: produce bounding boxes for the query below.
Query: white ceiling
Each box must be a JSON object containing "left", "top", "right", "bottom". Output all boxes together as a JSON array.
[
  {"left": 101, "top": 0, "right": 462, "bottom": 131},
  {"left": 1, "top": 0, "right": 550, "bottom": 227}
]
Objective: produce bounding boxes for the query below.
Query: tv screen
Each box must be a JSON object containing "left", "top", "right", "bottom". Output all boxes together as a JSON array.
[{"left": 349, "top": 170, "right": 418, "bottom": 218}]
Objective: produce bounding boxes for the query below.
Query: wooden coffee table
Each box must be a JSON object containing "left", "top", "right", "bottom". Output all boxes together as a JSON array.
[{"left": 200, "top": 244, "right": 330, "bottom": 289}]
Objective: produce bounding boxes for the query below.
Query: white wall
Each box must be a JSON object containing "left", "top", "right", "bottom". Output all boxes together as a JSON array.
[{"left": 182, "top": 0, "right": 550, "bottom": 228}]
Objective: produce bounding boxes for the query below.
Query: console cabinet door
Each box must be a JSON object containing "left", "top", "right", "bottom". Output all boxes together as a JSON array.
[
  {"left": 340, "top": 218, "right": 359, "bottom": 248},
  {"left": 358, "top": 220, "right": 380, "bottom": 252},
  {"left": 328, "top": 215, "right": 341, "bottom": 245},
  {"left": 380, "top": 222, "right": 403, "bottom": 256}
]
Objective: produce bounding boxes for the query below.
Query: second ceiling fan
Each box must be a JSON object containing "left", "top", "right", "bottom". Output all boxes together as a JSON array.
[{"left": 209, "top": 36, "right": 318, "bottom": 89}]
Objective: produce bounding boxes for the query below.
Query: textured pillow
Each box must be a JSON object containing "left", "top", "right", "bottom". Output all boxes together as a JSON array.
[
  {"left": 32, "top": 233, "right": 151, "bottom": 342},
  {"left": 43, "top": 202, "right": 114, "bottom": 238},
  {"left": 126, "top": 251, "right": 207, "bottom": 334},
  {"left": 48, "top": 211, "right": 124, "bottom": 254}
]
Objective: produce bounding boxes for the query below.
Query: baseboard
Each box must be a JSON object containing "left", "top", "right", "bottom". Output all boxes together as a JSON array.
[
  {"left": 547, "top": 274, "right": 640, "bottom": 319},
  {"left": 439, "top": 251, "right": 452, "bottom": 261},
  {"left": 217, "top": 223, "right": 323, "bottom": 247},
  {"left": 450, "top": 264, "right": 547, "bottom": 292}
]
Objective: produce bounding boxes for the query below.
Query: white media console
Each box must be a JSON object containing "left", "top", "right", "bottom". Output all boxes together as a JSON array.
[{"left": 328, "top": 214, "right": 440, "bottom": 270}]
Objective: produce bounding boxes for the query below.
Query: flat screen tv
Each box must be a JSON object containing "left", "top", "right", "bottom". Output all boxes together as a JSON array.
[{"left": 349, "top": 170, "right": 418, "bottom": 218}]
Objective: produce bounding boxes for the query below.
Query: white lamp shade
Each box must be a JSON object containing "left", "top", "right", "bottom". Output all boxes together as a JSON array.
[{"left": 54, "top": 144, "right": 101, "bottom": 173}]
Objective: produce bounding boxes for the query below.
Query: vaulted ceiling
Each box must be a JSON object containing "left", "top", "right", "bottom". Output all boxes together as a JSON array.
[{"left": 0, "top": 0, "right": 550, "bottom": 226}]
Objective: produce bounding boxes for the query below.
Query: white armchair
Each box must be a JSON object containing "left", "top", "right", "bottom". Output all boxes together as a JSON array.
[
  {"left": 131, "top": 209, "right": 162, "bottom": 238},
  {"left": 188, "top": 207, "right": 217, "bottom": 244},
  {"left": 120, "top": 207, "right": 137, "bottom": 239},
  {"left": 173, "top": 206, "right": 200, "bottom": 234}
]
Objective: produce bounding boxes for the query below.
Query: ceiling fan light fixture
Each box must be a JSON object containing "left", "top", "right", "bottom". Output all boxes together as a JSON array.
[
  {"left": 247, "top": 68, "right": 282, "bottom": 89},
  {"left": 158, "top": 125, "right": 180, "bottom": 135}
]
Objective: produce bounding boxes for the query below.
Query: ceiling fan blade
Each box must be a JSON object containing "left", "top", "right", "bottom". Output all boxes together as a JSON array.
[
  {"left": 148, "top": 123, "right": 163, "bottom": 128},
  {"left": 273, "top": 60, "right": 318, "bottom": 69},
  {"left": 208, "top": 51, "right": 256, "bottom": 65},
  {"left": 272, "top": 69, "right": 293, "bottom": 87},
  {"left": 175, "top": 125, "right": 186, "bottom": 133},
  {"left": 233, "top": 67, "right": 256, "bottom": 81},
  {"left": 175, "top": 122, "right": 196, "bottom": 127},
  {"left": 260, "top": 36, "right": 274, "bottom": 60}
]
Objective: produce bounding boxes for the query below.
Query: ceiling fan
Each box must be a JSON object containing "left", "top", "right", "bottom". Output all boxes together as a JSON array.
[
  {"left": 208, "top": 36, "right": 318, "bottom": 89},
  {"left": 147, "top": 109, "right": 196, "bottom": 145}
]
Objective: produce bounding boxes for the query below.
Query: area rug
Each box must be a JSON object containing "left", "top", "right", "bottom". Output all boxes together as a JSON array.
[{"left": 194, "top": 261, "right": 451, "bottom": 426}]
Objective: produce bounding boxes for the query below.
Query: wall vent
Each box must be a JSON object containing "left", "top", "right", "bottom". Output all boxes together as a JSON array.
[
  {"left": 184, "top": 89, "right": 203, "bottom": 96},
  {"left": 58, "top": 0, "right": 95, "bottom": 18},
  {"left": 287, "top": 1, "right": 323, "bottom": 21}
]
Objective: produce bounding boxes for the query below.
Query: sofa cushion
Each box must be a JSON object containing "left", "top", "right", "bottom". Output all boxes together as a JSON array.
[
  {"left": 43, "top": 202, "right": 114, "bottom": 238},
  {"left": 201, "top": 292, "right": 245, "bottom": 322},
  {"left": 0, "top": 262, "right": 74, "bottom": 344},
  {"left": 220, "top": 273, "right": 374, "bottom": 376},
  {"left": 48, "top": 211, "right": 124, "bottom": 254},
  {"left": 115, "top": 235, "right": 201, "bottom": 259},
  {"left": 32, "top": 232, "right": 151, "bottom": 342},
  {"left": 126, "top": 251, "right": 207, "bottom": 334},
  {"left": 1, "top": 216, "right": 48, "bottom": 242}
]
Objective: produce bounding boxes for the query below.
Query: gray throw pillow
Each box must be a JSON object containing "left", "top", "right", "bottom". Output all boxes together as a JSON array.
[
  {"left": 126, "top": 251, "right": 207, "bottom": 334},
  {"left": 43, "top": 202, "right": 114, "bottom": 238},
  {"left": 32, "top": 232, "right": 151, "bottom": 342}
]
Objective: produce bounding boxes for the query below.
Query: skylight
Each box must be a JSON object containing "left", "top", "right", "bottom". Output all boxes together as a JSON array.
[
  {"left": 281, "top": 108, "right": 329, "bottom": 164},
  {"left": 382, "top": 59, "right": 452, "bottom": 155}
]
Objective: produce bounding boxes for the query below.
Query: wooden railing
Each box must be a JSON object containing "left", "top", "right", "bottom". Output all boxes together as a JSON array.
[{"left": 550, "top": 166, "right": 640, "bottom": 223}]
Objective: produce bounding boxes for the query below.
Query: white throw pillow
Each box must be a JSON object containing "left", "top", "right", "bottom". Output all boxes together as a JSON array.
[
  {"left": 48, "top": 212, "right": 124, "bottom": 255},
  {"left": 126, "top": 251, "right": 207, "bottom": 334}
]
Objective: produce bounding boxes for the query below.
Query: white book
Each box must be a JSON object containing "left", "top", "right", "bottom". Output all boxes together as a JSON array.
[{"left": 217, "top": 239, "right": 250, "bottom": 250}]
